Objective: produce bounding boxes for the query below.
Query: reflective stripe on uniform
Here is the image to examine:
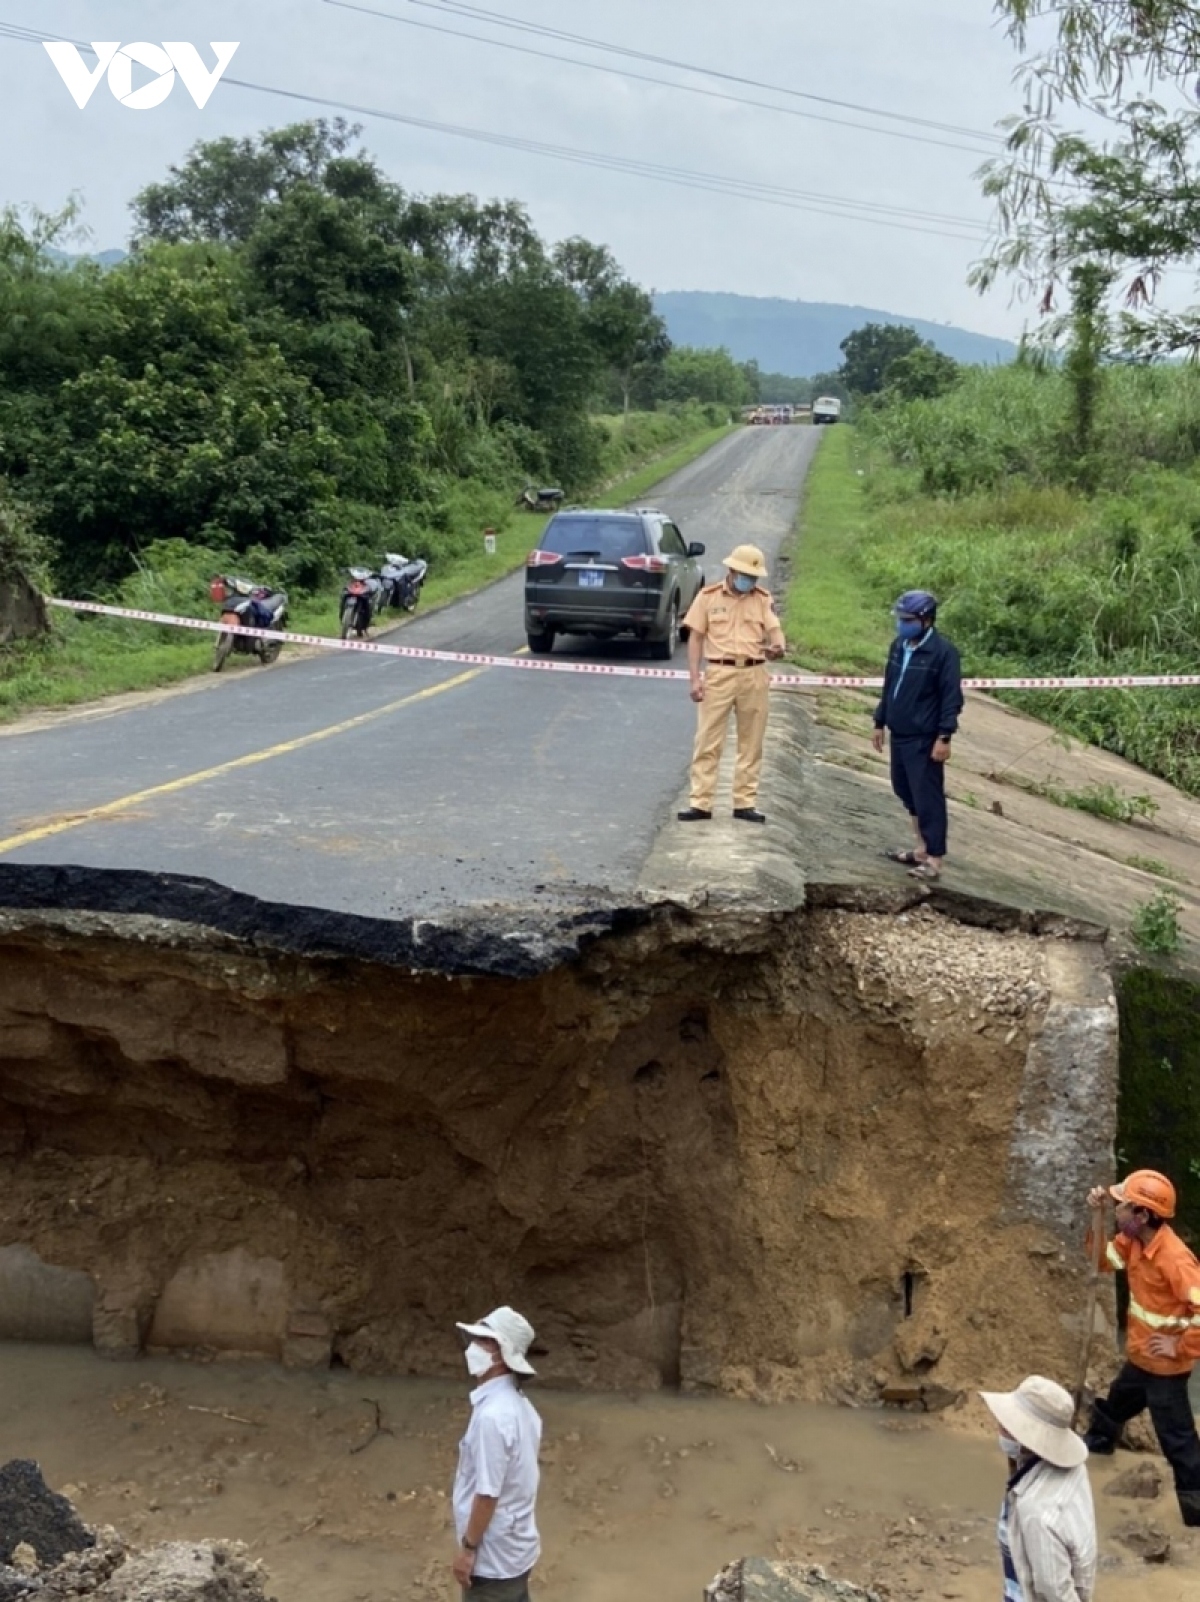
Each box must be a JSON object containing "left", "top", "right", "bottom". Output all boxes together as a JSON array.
[
  {"left": 1106, "top": 1243, "right": 1125, "bottom": 1271},
  {"left": 1127, "top": 1296, "right": 1200, "bottom": 1331}
]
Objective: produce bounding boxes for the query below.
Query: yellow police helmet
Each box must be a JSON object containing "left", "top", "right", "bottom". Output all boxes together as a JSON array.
[{"left": 723, "top": 544, "right": 768, "bottom": 578}]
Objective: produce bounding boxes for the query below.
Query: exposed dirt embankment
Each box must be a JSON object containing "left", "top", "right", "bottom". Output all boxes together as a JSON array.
[{"left": 0, "top": 899, "right": 1114, "bottom": 1401}]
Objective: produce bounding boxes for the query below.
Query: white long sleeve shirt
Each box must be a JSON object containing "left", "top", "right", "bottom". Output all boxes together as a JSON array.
[{"left": 1006, "top": 1459, "right": 1097, "bottom": 1602}]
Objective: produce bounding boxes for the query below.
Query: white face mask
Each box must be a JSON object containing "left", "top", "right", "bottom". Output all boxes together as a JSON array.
[
  {"left": 465, "top": 1341, "right": 496, "bottom": 1378},
  {"left": 999, "top": 1434, "right": 1022, "bottom": 1460}
]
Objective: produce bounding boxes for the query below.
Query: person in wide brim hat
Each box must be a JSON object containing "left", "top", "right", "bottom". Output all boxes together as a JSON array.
[
  {"left": 450, "top": 1306, "right": 543, "bottom": 1599},
  {"left": 455, "top": 1305, "right": 538, "bottom": 1376},
  {"left": 980, "top": 1376, "right": 1097, "bottom": 1602},
  {"left": 980, "top": 1374, "right": 1087, "bottom": 1468}
]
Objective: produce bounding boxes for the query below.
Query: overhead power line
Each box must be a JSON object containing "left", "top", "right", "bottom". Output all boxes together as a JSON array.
[
  {"left": 323, "top": 0, "right": 1003, "bottom": 159},
  {"left": 0, "top": 23, "right": 990, "bottom": 242},
  {"left": 407, "top": 0, "right": 1008, "bottom": 147},
  {"left": 219, "top": 82, "right": 994, "bottom": 240}
]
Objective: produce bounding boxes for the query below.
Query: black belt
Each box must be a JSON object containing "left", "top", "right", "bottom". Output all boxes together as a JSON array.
[{"left": 707, "top": 658, "right": 765, "bottom": 667}]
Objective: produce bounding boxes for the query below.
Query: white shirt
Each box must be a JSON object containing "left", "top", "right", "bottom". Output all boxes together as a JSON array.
[
  {"left": 453, "top": 1374, "right": 542, "bottom": 1581},
  {"left": 1007, "top": 1459, "right": 1097, "bottom": 1602}
]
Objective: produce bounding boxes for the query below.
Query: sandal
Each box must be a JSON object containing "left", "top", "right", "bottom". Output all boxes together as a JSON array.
[
  {"left": 908, "top": 862, "right": 941, "bottom": 880},
  {"left": 883, "top": 849, "right": 924, "bottom": 866}
]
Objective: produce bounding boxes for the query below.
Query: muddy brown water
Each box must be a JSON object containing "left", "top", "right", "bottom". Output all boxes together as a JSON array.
[{"left": 0, "top": 1345, "right": 1196, "bottom": 1601}]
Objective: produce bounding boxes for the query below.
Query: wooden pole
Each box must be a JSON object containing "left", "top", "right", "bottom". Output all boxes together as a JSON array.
[{"left": 1072, "top": 1200, "right": 1108, "bottom": 1428}]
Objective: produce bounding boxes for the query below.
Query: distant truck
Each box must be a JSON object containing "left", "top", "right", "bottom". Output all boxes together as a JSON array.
[{"left": 812, "top": 396, "right": 843, "bottom": 426}]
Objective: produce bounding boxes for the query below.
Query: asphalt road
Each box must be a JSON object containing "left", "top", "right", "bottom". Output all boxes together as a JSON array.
[{"left": 0, "top": 427, "right": 821, "bottom": 938}]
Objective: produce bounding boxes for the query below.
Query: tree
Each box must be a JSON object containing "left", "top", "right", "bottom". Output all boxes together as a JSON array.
[
  {"left": 978, "top": 3, "right": 1200, "bottom": 358},
  {"left": 0, "top": 203, "right": 109, "bottom": 393},
  {"left": 883, "top": 346, "right": 961, "bottom": 403},
  {"left": 553, "top": 239, "right": 670, "bottom": 414},
  {"left": 1062, "top": 261, "right": 1112, "bottom": 486},
  {"left": 805, "top": 371, "right": 853, "bottom": 408},
  {"left": 246, "top": 171, "right": 415, "bottom": 394},
  {"left": 838, "top": 323, "right": 925, "bottom": 396},
  {"left": 132, "top": 120, "right": 363, "bottom": 245},
  {"left": 586, "top": 281, "right": 669, "bottom": 416},
  {"left": 755, "top": 370, "right": 810, "bottom": 405},
  {"left": 656, "top": 346, "right": 755, "bottom": 408},
  {"left": 13, "top": 247, "right": 340, "bottom": 587},
  {"left": 403, "top": 195, "right": 543, "bottom": 288}
]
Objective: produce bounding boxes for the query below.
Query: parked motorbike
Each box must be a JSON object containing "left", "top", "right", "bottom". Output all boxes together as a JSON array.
[
  {"left": 340, "top": 566, "right": 384, "bottom": 639},
  {"left": 516, "top": 485, "right": 565, "bottom": 513},
  {"left": 379, "top": 552, "right": 429, "bottom": 614},
  {"left": 210, "top": 576, "right": 288, "bottom": 672}
]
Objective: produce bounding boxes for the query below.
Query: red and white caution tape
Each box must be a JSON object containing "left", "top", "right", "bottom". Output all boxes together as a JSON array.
[{"left": 46, "top": 598, "right": 1200, "bottom": 691}]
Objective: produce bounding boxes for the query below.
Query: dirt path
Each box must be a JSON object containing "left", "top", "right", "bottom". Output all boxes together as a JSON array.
[{"left": 1, "top": 1345, "right": 1196, "bottom": 1601}]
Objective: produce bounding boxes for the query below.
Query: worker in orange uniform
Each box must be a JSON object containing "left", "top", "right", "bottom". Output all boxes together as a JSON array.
[
  {"left": 677, "top": 544, "right": 786, "bottom": 825},
  {"left": 1083, "top": 1169, "right": 1200, "bottom": 1524}
]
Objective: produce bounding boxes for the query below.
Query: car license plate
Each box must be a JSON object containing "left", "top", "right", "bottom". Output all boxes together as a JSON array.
[{"left": 577, "top": 570, "right": 604, "bottom": 588}]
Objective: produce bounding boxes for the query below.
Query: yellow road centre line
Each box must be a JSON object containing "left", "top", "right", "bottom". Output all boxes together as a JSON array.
[{"left": 0, "top": 667, "right": 484, "bottom": 857}]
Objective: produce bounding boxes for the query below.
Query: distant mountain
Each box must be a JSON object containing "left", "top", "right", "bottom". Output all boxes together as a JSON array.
[
  {"left": 44, "top": 248, "right": 128, "bottom": 269},
  {"left": 654, "top": 291, "right": 1016, "bottom": 376}
]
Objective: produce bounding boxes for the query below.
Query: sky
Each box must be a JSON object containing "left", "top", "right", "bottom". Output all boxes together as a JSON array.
[{"left": 0, "top": 1, "right": 1044, "bottom": 339}]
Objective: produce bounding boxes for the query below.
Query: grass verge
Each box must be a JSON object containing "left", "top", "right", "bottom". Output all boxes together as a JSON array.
[
  {"left": 781, "top": 425, "right": 886, "bottom": 674},
  {"left": 784, "top": 400, "right": 1200, "bottom": 801},
  {"left": 0, "top": 422, "right": 736, "bottom": 722}
]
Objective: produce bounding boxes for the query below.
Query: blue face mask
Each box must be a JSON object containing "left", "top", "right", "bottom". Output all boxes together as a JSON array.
[
  {"left": 896, "top": 618, "right": 924, "bottom": 641},
  {"left": 732, "top": 573, "right": 758, "bottom": 594}
]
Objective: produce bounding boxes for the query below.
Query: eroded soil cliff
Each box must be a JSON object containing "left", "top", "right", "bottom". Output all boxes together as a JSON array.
[{"left": 0, "top": 902, "right": 1114, "bottom": 1400}]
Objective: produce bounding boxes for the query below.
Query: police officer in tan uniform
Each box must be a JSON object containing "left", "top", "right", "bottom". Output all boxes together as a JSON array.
[{"left": 678, "top": 544, "right": 786, "bottom": 824}]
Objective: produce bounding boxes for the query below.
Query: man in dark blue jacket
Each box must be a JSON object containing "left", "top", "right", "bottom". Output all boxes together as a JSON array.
[{"left": 872, "top": 590, "right": 963, "bottom": 881}]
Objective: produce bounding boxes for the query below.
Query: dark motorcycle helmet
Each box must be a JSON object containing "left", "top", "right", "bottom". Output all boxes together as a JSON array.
[{"left": 892, "top": 589, "right": 938, "bottom": 623}]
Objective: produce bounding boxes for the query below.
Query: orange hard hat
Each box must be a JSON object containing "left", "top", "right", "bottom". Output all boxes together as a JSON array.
[{"left": 1111, "top": 1169, "right": 1177, "bottom": 1219}]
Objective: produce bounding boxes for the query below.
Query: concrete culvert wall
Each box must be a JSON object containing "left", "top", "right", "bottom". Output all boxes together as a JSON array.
[{"left": 0, "top": 903, "right": 1116, "bottom": 1399}]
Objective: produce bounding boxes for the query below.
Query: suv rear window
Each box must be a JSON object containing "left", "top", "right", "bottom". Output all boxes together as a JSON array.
[{"left": 540, "top": 516, "right": 645, "bottom": 559}]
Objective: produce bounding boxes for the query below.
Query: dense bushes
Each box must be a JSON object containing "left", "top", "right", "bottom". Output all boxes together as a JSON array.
[{"left": 866, "top": 363, "right": 1200, "bottom": 496}]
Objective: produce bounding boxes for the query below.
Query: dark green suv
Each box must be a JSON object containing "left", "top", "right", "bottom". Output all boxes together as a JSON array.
[{"left": 524, "top": 507, "right": 706, "bottom": 659}]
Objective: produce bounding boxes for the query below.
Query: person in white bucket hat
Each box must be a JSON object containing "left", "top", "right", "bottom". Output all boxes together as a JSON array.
[
  {"left": 450, "top": 1307, "right": 543, "bottom": 1600},
  {"left": 980, "top": 1375, "right": 1097, "bottom": 1602}
]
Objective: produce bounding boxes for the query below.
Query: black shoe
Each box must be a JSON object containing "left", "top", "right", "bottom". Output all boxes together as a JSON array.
[
  {"left": 733, "top": 808, "right": 766, "bottom": 824},
  {"left": 677, "top": 807, "right": 712, "bottom": 822},
  {"left": 1082, "top": 1432, "right": 1115, "bottom": 1456}
]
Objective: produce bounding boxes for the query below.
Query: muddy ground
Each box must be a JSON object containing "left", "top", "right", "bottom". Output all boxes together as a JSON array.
[{"left": 1, "top": 1344, "right": 1198, "bottom": 1602}]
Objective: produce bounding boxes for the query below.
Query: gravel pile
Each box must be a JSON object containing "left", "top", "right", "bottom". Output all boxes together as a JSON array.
[
  {"left": 705, "top": 1558, "right": 882, "bottom": 1602},
  {"left": 815, "top": 907, "right": 1051, "bottom": 1023}
]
